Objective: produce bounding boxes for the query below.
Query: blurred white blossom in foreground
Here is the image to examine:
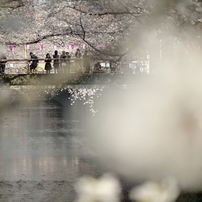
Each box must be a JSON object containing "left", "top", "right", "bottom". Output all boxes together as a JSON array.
[
  {"left": 86, "top": 52, "right": 202, "bottom": 191},
  {"left": 74, "top": 173, "right": 122, "bottom": 202},
  {"left": 129, "top": 177, "right": 180, "bottom": 202}
]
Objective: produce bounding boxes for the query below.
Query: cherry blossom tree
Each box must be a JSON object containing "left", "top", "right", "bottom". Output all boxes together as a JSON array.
[{"left": 0, "top": 0, "right": 202, "bottom": 62}]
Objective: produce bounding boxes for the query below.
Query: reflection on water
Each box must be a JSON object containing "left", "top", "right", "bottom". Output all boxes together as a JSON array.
[{"left": 0, "top": 99, "right": 95, "bottom": 181}]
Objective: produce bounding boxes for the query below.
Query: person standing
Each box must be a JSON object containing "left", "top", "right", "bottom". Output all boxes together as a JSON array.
[
  {"left": 53, "top": 50, "right": 60, "bottom": 74},
  {"left": 66, "top": 52, "right": 71, "bottom": 73},
  {"left": 75, "top": 48, "right": 81, "bottom": 58},
  {"left": 83, "top": 50, "right": 91, "bottom": 73},
  {"left": 0, "top": 53, "right": 7, "bottom": 75},
  {"left": 110, "top": 62, "right": 116, "bottom": 73},
  {"left": 44, "top": 53, "right": 52, "bottom": 74},
  {"left": 29, "top": 52, "right": 39, "bottom": 74},
  {"left": 75, "top": 48, "right": 82, "bottom": 72},
  {"left": 60, "top": 51, "right": 67, "bottom": 73}
]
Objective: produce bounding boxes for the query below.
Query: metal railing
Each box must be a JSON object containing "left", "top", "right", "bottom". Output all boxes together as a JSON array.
[
  {"left": 1, "top": 58, "right": 149, "bottom": 74},
  {"left": 2, "top": 58, "right": 114, "bottom": 74}
]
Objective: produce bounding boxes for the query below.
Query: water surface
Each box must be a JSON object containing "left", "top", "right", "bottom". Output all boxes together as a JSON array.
[{"left": 0, "top": 99, "right": 95, "bottom": 182}]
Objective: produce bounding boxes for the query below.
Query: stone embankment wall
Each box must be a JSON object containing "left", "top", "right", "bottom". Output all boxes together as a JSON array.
[{"left": 2, "top": 73, "right": 146, "bottom": 85}]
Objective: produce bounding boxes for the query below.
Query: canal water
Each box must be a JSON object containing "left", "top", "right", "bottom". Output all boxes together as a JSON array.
[
  {"left": 0, "top": 98, "right": 99, "bottom": 180},
  {"left": 0, "top": 90, "right": 198, "bottom": 202},
  {"left": 0, "top": 96, "right": 100, "bottom": 201}
]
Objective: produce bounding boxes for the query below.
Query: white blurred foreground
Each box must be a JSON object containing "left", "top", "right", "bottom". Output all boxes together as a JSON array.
[
  {"left": 75, "top": 174, "right": 180, "bottom": 202},
  {"left": 75, "top": 174, "right": 122, "bottom": 202},
  {"left": 84, "top": 50, "right": 202, "bottom": 197},
  {"left": 129, "top": 177, "right": 180, "bottom": 202}
]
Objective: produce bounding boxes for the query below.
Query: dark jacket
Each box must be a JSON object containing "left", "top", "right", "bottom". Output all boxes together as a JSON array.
[
  {"left": 60, "top": 54, "right": 66, "bottom": 64},
  {"left": 30, "top": 55, "right": 39, "bottom": 69},
  {"left": 75, "top": 51, "right": 81, "bottom": 58},
  {"left": 45, "top": 56, "right": 52, "bottom": 70},
  {"left": 0, "top": 54, "right": 7, "bottom": 66}
]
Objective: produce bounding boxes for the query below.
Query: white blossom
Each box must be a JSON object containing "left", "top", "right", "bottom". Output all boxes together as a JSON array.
[
  {"left": 129, "top": 177, "right": 180, "bottom": 202},
  {"left": 74, "top": 173, "right": 121, "bottom": 202}
]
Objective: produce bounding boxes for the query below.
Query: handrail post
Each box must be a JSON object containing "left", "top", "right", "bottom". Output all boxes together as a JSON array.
[{"left": 27, "top": 59, "right": 30, "bottom": 74}]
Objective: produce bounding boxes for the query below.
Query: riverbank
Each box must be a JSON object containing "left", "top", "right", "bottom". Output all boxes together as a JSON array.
[
  {"left": 0, "top": 180, "right": 202, "bottom": 202},
  {"left": 0, "top": 180, "right": 75, "bottom": 202}
]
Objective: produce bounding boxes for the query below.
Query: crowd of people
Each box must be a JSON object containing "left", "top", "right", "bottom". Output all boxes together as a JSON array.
[
  {"left": 29, "top": 48, "right": 91, "bottom": 74},
  {"left": 0, "top": 49, "right": 120, "bottom": 75}
]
